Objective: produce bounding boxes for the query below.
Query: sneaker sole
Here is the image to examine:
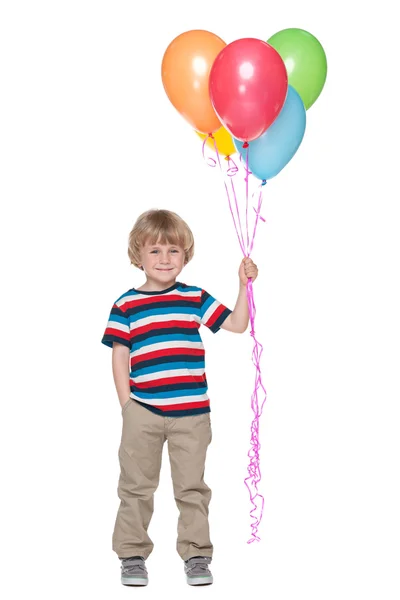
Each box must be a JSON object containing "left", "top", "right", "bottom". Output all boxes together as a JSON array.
[
  {"left": 187, "top": 575, "right": 213, "bottom": 586},
  {"left": 121, "top": 576, "right": 148, "bottom": 586}
]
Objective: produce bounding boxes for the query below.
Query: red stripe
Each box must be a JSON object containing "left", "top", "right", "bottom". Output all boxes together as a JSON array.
[
  {"left": 132, "top": 375, "right": 206, "bottom": 389},
  {"left": 121, "top": 293, "right": 201, "bottom": 312},
  {"left": 132, "top": 347, "right": 203, "bottom": 365},
  {"left": 205, "top": 303, "right": 225, "bottom": 327},
  {"left": 151, "top": 400, "right": 210, "bottom": 412},
  {"left": 105, "top": 327, "right": 130, "bottom": 341}
]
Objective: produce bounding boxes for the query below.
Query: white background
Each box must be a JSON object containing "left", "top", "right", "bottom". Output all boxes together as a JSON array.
[{"left": 1, "top": 1, "right": 399, "bottom": 598}]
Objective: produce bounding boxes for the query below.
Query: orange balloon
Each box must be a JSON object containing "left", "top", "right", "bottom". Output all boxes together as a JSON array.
[{"left": 161, "top": 30, "right": 226, "bottom": 134}]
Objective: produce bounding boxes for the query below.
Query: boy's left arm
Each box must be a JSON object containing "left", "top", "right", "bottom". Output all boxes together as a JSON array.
[{"left": 221, "top": 257, "right": 258, "bottom": 333}]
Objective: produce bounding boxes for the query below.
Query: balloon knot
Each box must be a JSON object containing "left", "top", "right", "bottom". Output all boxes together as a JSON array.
[
  {"left": 243, "top": 142, "right": 249, "bottom": 149},
  {"left": 262, "top": 180, "right": 267, "bottom": 186},
  {"left": 208, "top": 133, "right": 214, "bottom": 139}
]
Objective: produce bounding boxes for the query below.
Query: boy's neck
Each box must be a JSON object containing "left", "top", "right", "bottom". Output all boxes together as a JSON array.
[{"left": 136, "top": 277, "right": 177, "bottom": 293}]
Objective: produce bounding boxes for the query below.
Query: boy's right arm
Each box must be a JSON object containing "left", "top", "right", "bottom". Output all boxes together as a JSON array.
[{"left": 112, "top": 342, "right": 131, "bottom": 408}]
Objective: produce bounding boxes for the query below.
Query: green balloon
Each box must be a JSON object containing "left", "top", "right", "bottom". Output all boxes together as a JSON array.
[{"left": 267, "top": 28, "right": 327, "bottom": 110}]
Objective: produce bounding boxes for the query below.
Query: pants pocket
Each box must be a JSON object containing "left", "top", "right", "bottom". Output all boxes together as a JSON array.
[{"left": 121, "top": 398, "right": 133, "bottom": 415}]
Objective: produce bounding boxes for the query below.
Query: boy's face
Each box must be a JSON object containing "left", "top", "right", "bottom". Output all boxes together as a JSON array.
[{"left": 139, "top": 239, "right": 186, "bottom": 283}]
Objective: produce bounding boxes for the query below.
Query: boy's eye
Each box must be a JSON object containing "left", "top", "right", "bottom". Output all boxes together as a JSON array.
[{"left": 150, "top": 249, "right": 179, "bottom": 253}]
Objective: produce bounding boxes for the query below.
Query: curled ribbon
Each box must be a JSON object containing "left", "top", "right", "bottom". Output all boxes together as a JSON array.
[{"left": 202, "top": 135, "right": 268, "bottom": 543}]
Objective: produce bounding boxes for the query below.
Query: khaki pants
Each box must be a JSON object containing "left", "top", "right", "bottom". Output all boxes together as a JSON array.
[{"left": 112, "top": 398, "right": 213, "bottom": 561}]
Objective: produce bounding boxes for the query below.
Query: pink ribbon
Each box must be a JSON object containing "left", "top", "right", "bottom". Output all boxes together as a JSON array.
[{"left": 202, "top": 135, "right": 268, "bottom": 543}]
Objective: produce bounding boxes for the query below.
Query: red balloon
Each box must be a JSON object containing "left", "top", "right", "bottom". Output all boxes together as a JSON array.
[{"left": 209, "top": 38, "right": 288, "bottom": 142}]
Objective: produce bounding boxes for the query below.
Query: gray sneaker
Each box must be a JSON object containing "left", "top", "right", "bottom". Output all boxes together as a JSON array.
[
  {"left": 120, "top": 556, "right": 148, "bottom": 586},
  {"left": 184, "top": 556, "right": 213, "bottom": 585}
]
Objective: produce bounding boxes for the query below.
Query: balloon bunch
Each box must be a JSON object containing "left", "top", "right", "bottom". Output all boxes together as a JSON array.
[
  {"left": 162, "top": 28, "right": 326, "bottom": 177},
  {"left": 162, "top": 28, "right": 327, "bottom": 543}
]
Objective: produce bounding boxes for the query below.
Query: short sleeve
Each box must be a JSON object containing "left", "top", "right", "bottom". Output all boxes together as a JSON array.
[
  {"left": 101, "top": 302, "right": 131, "bottom": 349},
  {"left": 200, "top": 289, "right": 232, "bottom": 334}
]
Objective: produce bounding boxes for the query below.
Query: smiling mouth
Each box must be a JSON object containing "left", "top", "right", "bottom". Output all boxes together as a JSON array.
[{"left": 156, "top": 268, "right": 173, "bottom": 271}]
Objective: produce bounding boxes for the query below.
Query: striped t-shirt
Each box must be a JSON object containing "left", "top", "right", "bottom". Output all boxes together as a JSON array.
[{"left": 101, "top": 281, "right": 232, "bottom": 417}]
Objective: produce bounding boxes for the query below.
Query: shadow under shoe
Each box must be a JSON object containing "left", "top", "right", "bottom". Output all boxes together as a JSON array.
[
  {"left": 120, "top": 556, "right": 148, "bottom": 586},
  {"left": 184, "top": 556, "right": 213, "bottom": 586}
]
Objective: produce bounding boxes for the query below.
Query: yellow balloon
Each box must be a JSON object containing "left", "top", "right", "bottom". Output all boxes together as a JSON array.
[{"left": 196, "top": 126, "right": 236, "bottom": 157}]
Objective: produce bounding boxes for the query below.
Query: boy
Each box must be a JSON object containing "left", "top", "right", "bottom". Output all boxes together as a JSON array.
[{"left": 101, "top": 209, "right": 258, "bottom": 586}]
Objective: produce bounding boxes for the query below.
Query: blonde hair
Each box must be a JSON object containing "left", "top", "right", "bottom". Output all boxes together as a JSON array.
[{"left": 128, "top": 209, "right": 195, "bottom": 270}]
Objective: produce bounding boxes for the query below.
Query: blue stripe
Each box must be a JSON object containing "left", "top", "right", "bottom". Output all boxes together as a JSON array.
[
  {"left": 132, "top": 333, "right": 201, "bottom": 349},
  {"left": 132, "top": 360, "right": 205, "bottom": 376},
  {"left": 115, "top": 290, "right": 136, "bottom": 303},
  {"left": 115, "top": 284, "right": 201, "bottom": 305},
  {"left": 108, "top": 314, "right": 128, "bottom": 326},
  {"left": 202, "top": 295, "right": 214, "bottom": 314},
  {"left": 175, "top": 285, "right": 201, "bottom": 293}
]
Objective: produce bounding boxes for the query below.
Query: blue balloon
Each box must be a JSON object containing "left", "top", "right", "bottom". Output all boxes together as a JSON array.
[{"left": 233, "top": 85, "right": 306, "bottom": 181}]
